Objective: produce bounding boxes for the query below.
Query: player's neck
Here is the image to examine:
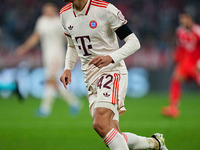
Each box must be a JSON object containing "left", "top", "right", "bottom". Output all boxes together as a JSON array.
[{"left": 73, "top": 0, "right": 88, "bottom": 11}]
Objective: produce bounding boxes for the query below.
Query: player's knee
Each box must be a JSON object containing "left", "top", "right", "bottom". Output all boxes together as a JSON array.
[
  {"left": 92, "top": 119, "right": 107, "bottom": 133},
  {"left": 92, "top": 115, "right": 110, "bottom": 135},
  {"left": 46, "top": 78, "right": 57, "bottom": 86},
  {"left": 172, "top": 72, "right": 185, "bottom": 82},
  {"left": 92, "top": 107, "right": 114, "bottom": 136}
]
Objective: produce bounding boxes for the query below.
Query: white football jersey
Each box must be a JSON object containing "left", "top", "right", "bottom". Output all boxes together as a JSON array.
[
  {"left": 35, "top": 16, "right": 66, "bottom": 69},
  {"left": 60, "top": 0, "right": 128, "bottom": 86}
]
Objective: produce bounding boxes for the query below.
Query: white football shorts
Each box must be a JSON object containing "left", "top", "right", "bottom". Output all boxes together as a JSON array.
[{"left": 88, "top": 72, "right": 128, "bottom": 121}]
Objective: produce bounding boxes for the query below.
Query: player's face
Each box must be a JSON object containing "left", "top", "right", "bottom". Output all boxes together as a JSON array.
[
  {"left": 179, "top": 14, "right": 193, "bottom": 29},
  {"left": 42, "top": 5, "right": 58, "bottom": 17}
]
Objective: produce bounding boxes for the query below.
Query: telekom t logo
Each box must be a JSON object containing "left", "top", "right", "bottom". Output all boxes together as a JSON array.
[{"left": 75, "top": 36, "right": 92, "bottom": 56}]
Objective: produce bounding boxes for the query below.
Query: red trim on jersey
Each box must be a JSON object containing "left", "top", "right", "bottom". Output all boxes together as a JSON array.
[
  {"left": 93, "top": 0, "right": 109, "bottom": 4},
  {"left": 91, "top": 2, "right": 107, "bottom": 7},
  {"left": 64, "top": 32, "right": 71, "bottom": 37},
  {"left": 73, "top": 10, "right": 77, "bottom": 17},
  {"left": 112, "top": 74, "right": 121, "bottom": 104},
  {"left": 60, "top": 7, "right": 72, "bottom": 14},
  {"left": 60, "top": 3, "right": 72, "bottom": 14},
  {"left": 91, "top": 3, "right": 107, "bottom": 8},
  {"left": 92, "top": 0, "right": 109, "bottom": 5},
  {"left": 91, "top": 0, "right": 109, "bottom": 8},
  {"left": 85, "top": 0, "right": 92, "bottom": 15}
]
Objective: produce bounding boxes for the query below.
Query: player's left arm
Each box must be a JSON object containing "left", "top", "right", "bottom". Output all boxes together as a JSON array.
[
  {"left": 109, "top": 25, "right": 140, "bottom": 64},
  {"left": 89, "top": 25, "right": 140, "bottom": 68},
  {"left": 89, "top": 4, "right": 140, "bottom": 68}
]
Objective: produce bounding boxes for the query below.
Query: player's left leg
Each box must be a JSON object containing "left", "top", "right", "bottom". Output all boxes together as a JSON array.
[
  {"left": 92, "top": 106, "right": 129, "bottom": 150},
  {"left": 38, "top": 79, "right": 57, "bottom": 116},
  {"left": 57, "top": 84, "right": 81, "bottom": 115},
  {"left": 162, "top": 63, "right": 186, "bottom": 118}
]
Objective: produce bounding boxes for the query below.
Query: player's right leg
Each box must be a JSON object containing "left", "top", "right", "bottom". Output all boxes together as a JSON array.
[
  {"left": 58, "top": 85, "right": 81, "bottom": 115},
  {"left": 162, "top": 66, "right": 185, "bottom": 118},
  {"left": 122, "top": 132, "right": 168, "bottom": 150},
  {"left": 111, "top": 120, "right": 167, "bottom": 150}
]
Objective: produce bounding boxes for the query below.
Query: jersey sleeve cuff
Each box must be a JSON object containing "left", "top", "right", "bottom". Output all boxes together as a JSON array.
[
  {"left": 64, "top": 62, "right": 75, "bottom": 71},
  {"left": 109, "top": 53, "right": 121, "bottom": 63}
]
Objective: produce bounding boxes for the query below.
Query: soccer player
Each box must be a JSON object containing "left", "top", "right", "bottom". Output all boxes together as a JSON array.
[
  {"left": 16, "top": 2, "right": 81, "bottom": 116},
  {"left": 60, "top": 0, "right": 168, "bottom": 149},
  {"left": 162, "top": 13, "right": 200, "bottom": 118}
]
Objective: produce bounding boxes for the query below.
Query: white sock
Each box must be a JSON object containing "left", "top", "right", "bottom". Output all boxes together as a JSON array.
[
  {"left": 104, "top": 128, "right": 129, "bottom": 150},
  {"left": 40, "top": 85, "right": 56, "bottom": 114},
  {"left": 122, "top": 132, "right": 157, "bottom": 150}
]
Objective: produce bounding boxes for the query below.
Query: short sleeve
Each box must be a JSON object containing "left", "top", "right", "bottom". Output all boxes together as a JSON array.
[
  {"left": 193, "top": 25, "right": 200, "bottom": 39},
  {"left": 34, "top": 18, "right": 42, "bottom": 34},
  {"left": 60, "top": 13, "right": 71, "bottom": 37},
  {"left": 106, "top": 4, "right": 128, "bottom": 31}
]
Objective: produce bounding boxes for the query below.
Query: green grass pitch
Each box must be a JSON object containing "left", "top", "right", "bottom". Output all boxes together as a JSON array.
[{"left": 0, "top": 92, "right": 200, "bottom": 150}]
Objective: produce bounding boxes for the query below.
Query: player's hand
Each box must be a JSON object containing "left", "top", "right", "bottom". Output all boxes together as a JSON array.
[
  {"left": 60, "top": 69, "right": 71, "bottom": 89},
  {"left": 89, "top": 55, "right": 114, "bottom": 68}
]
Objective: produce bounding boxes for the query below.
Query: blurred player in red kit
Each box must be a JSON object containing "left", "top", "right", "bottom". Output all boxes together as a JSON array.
[{"left": 162, "top": 12, "right": 200, "bottom": 118}]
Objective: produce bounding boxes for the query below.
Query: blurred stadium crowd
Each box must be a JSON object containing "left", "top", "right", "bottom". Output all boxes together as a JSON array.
[
  {"left": 0, "top": 0, "right": 200, "bottom": 68},
  {"left": 0, "top": 0, "right": 200, "bottom": 94}
]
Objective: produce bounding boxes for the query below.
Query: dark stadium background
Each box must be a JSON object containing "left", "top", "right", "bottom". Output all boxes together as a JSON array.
[
  {"left": 0, "top": 0, "right": 200, "bottom": 150},
  {"left": 0, "top": 0, "right": 200, "bottom": 90}
]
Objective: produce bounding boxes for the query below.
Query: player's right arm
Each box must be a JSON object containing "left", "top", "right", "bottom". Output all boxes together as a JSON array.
[
  {"left": 16, "top": 32, "right": 40, "bottom": 56},
  {"left": 60, "top": 35, "right": 78, "bottom": 89},
  {"left": 174, "top": 28, "right": 185, "bottom": 63},
  {"left": 16, "top": 18, "right": 43, "bottom": 56}
]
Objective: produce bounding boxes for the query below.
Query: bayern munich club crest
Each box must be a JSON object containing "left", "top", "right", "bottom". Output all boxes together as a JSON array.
[{"left": 89, "top": 20, "right": 97, "bottom": 29}]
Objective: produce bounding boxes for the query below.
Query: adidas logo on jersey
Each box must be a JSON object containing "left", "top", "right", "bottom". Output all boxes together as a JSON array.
[
  {"left": 103, "top": 93, "right": 110, "bottom": 97},
  {"left": 68, "top": 25, "right": 73, "bottom": 30}
]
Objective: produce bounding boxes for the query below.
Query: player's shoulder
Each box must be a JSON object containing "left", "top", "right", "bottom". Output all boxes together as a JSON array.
[
  {"left": 60, "top": 2, "right": 73, "bottom": 15},
  {"left": 90, "top": 0, "right": 117, "bottom": 12},
  {"left": 176, "top": 26, "right": 186, "bottom": 34},
  {"left": 35, "top": 16, "right": 47, "bottom": 26},
  {"left": 193, "top": 24, "right": 200, "bottom": 29},
  {"left": 91, "top": 0, "right": 109, "bottom": 8},
  {"left": 192, "top": 24, "right": 200, "bottom": 37},
  {"left": 37, "top": 16, "right": 45, "bottom": 22},
  {"left": 91, "top": 0, "right": 121, "bottom": 19}
]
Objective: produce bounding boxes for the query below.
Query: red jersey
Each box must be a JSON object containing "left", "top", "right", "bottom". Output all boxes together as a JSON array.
[{"left": 174, "top": 24, "right": 200, "bottom": 63}]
